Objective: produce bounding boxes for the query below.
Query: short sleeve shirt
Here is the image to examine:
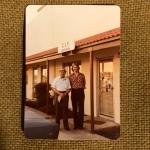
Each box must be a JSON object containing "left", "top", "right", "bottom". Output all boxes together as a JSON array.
[{"left": 51, "top": 76, "right": 71, "bottom": 91}]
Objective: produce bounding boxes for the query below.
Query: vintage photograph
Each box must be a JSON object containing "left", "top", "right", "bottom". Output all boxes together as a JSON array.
[{"left": 24, "top": 5, "right": 120, "bottom": 140}]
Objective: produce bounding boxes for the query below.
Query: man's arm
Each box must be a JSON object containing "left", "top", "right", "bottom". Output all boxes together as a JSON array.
[
  {"left": 65, "top": 88, "right": 71, "bottom": 95},
  {"left": 51, "top": 87, "right": 61, "bottom": 95},
  {"left": 83, "top": 74, "right": 86, "bottom": 89},
  {"left": 51, "top": 87, "right": 64, "bottom": 97}
]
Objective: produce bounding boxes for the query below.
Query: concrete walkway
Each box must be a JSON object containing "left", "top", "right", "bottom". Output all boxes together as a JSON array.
[{"left": 24, "top": 106, "right": 108, "bottom": 140}]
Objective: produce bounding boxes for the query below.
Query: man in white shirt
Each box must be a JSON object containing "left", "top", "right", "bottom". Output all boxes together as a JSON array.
[{"left": 51, "top": 67, "right": 71, "bottom": 130}]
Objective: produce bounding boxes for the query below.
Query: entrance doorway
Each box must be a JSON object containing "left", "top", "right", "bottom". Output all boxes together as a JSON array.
[{"left": 98, "top": 60, "right": 114, "bottom": 118}]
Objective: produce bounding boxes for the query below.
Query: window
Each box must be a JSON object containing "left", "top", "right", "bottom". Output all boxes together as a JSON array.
[
  {"left": 33, "top": 68, "right": 38, "bottom": 99},
  {"left": 33, "top": 69, "right": 38, "bottom": 86},
  {"left": 42, "top": 67, "right": 47, "bottom": 82}
]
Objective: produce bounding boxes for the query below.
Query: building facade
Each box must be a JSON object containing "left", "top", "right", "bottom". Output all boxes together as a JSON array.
[{"left": 26, "top": 28, "right": 120, "bottom": 124}]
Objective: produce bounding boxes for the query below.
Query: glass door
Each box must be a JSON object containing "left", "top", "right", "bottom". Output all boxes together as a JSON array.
[{"left": 99, "top": 60, "right": 113, "bottom": 117}]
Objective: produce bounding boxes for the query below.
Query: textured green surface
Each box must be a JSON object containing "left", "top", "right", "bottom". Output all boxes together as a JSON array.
[{"left": 0, "top": 0, "right": 150, "bottom": 149}]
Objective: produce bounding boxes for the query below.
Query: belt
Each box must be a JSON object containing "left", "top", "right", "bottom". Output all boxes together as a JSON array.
[
  {"left": 72, "top": 88, "right": 84, "bottom": 90},
  {"left": 58, "top": 91, "right": 67, "bottom": 93}
]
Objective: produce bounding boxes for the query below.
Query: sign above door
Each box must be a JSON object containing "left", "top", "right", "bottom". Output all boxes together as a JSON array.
[{"left": 58, "top": 41, "right": 75, "bottom": 53}]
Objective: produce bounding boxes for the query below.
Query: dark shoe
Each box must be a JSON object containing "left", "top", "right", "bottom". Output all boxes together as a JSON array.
[
  {"left": 74, "top": 126, "right": 78, "bottom": 129},
  {"left": 56, "top": 120, "right": 60, "bottom": 125},
  {"left": 64, "top": 127, "right": 70, "bottom": 130},
  {"left": 56, "top": 122, "right": 60, "bottom": 127},
  {"left": 78, "top": 126, "right": 84, "bottom": 129}
]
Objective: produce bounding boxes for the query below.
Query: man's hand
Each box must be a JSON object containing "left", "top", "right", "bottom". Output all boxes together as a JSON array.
[
  {"left": 65, "top": 89, "right": 71, "bottom": 96},
  {"left": 59, "top": 93, "right": 65, "bottom": 98}
]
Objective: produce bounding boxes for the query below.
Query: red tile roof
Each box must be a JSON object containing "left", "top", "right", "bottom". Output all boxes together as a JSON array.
[
  {"left": 75, "top": 27, "right": 120, "bottom": 46},
  {"left": 26, "top": 27, "right": 120, "bottom": 62},
  {"left": 26, "top": 48, "right": 57, "bottom": 61}
]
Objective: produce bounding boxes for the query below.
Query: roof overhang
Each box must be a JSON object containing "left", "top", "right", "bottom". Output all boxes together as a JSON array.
[{"left": 26, "top": 35, "right": 120, "bottom": 65}]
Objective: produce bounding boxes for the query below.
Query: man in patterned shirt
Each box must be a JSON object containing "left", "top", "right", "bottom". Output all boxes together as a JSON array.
[{"left": 69, "top": 62, "right": 86, "bottom": 129}]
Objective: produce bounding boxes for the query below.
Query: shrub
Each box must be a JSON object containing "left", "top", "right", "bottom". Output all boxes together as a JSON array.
[
  {"left": 25, "top": 100, "right": 38, "bottom": 108},
  {"left": 34, "top": 82, "right": 51, "bottom": 107}
]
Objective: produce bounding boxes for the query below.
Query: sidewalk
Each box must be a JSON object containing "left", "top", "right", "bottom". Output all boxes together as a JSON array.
[{"left": 24, "top": 106, "right": 108, "bottom": 140}]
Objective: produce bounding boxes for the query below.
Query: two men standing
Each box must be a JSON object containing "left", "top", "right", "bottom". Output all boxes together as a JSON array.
[{"left": 51, "top": 62, "right": 86, "bottom": 130}]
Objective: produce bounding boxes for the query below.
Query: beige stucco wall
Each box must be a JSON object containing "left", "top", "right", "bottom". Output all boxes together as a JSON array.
[
  {"left": 113, "top": 53, "right": 120, "bottom": 124},
  {"left": 49, "top": 61, "right": 55, "bottom": 83},
  {"left": 26, "top": 68, "right": 33, "bottom": 99},
  {"left": 26, "top": 5, "right": 120, "bottom": 56},
  {"left": 81, "top": 54, "right": 91, "bottom": 115}
]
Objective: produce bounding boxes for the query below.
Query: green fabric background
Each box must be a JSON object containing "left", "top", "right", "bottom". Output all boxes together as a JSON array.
[{"left": 0, "top": 0, "right": 149, "bottom": 149}]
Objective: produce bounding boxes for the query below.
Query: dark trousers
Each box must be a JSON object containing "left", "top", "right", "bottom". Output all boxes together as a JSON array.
[
  {"left": 55, "top": 95, "right": 69, "bottom": 128},
  {"left": 71, "top": 88, "right": 85, "bottom": 128}
]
